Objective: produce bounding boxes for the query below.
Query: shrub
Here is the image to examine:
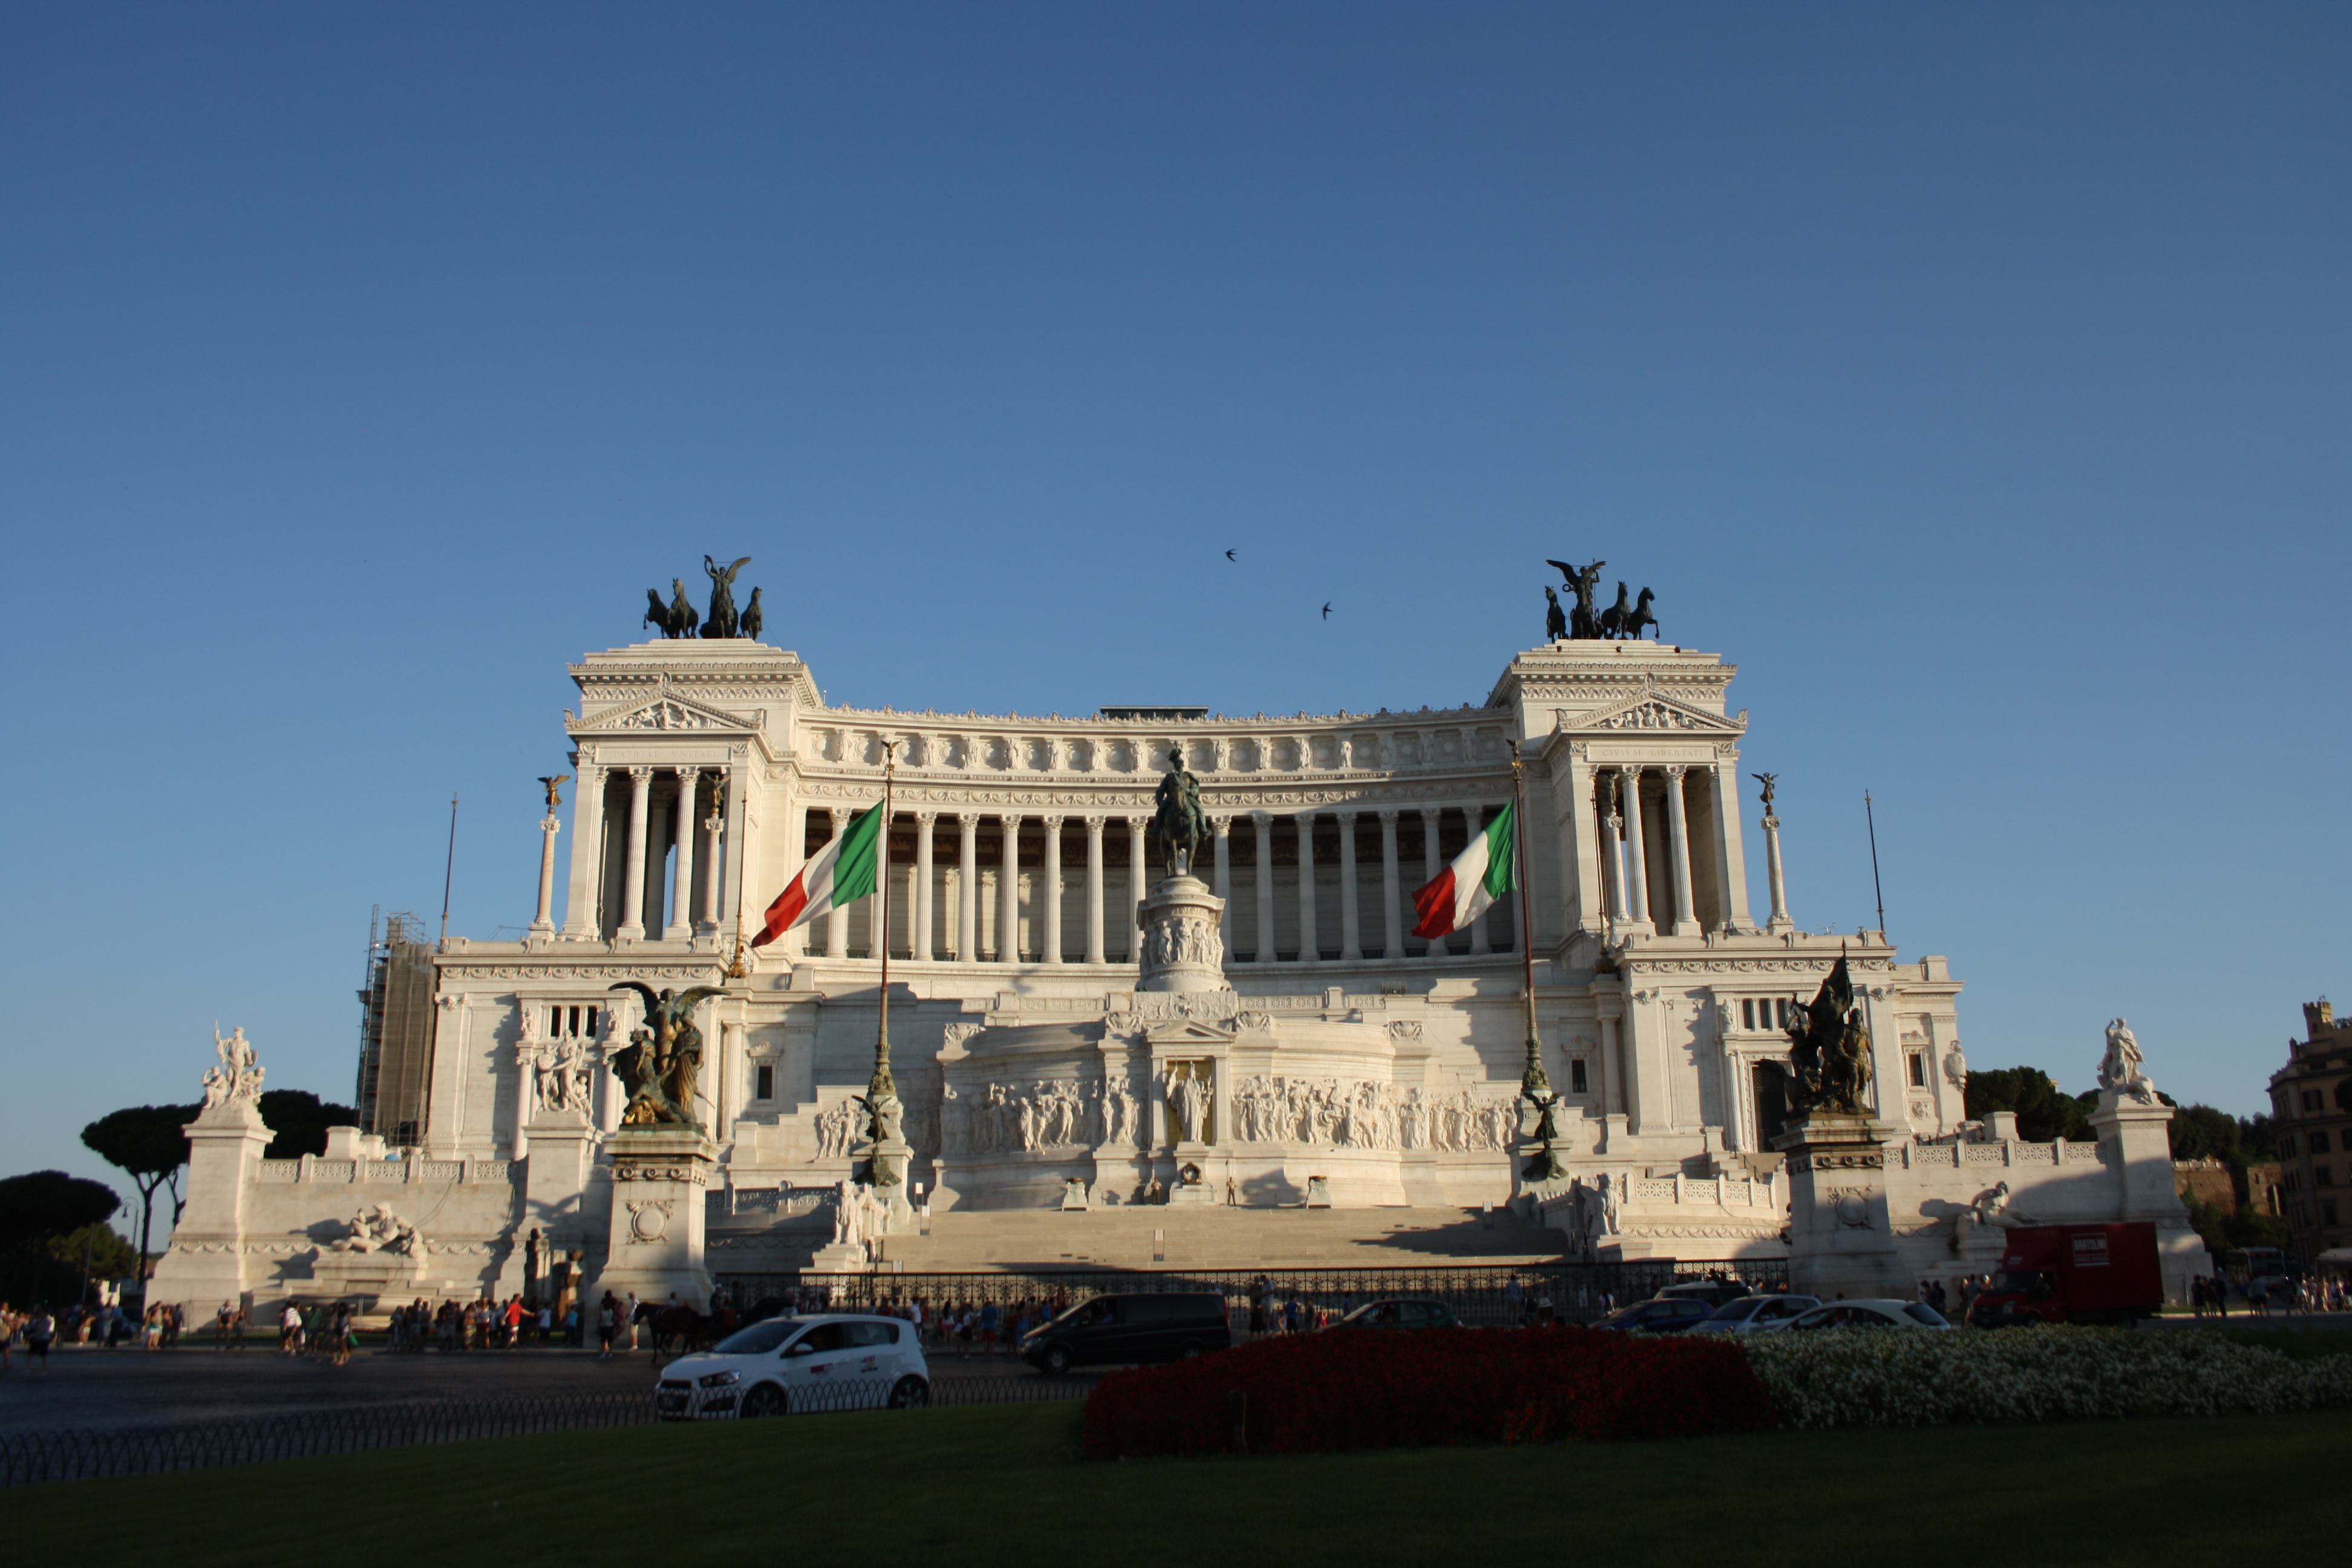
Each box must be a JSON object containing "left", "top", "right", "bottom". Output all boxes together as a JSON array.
[
  {"left": 1080, "top": 1327, "right": 1778, "bottom": 1460},
  {"left": 1744, "top": 1326, "right": 2352, "bottom": 1429}
]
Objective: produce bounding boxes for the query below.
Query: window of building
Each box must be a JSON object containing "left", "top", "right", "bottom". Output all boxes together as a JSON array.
[
  {"left": 2325, "top": 1200, "right": 2341, "bottom": 1227},
  {"left": 2314, "top": 1130, "right": 2333, "bottom": 1154},
  {"left": 1742, "top": 999, "right": 1757, "bottom": 1031},
  {"left": 2303, "top": 1089, "right": 2324, "bottom": 1112},
  {"left": 1570, "top": 1058, "right": 1589, "bottom": 1095},
  {"left": 1907, "top": 1053, "right": 1927, "bottom": 1088},
  {"left": 2319, "top": 1165, "right": 2335, "bottom": 1188},
  {"left": 2282, "top": 1134, "right": 2298, "bottom": 1158},
  {"left": 754, "top": 1064, "right": 774, "bottom": 1101}
]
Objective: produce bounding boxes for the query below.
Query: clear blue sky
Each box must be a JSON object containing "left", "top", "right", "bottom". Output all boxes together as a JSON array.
[{"left": 4, "top": 4, "right": 2346, "bottom": 1205}]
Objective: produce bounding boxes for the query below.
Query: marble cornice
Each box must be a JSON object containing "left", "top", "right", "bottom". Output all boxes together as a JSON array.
[{"left": 788, "top": 777, "right": 1517, "bottom": 811}]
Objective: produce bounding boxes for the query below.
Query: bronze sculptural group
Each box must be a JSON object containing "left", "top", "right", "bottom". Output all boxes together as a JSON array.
[
  {"left": 1780, "top": 952, "right": 1874, "bottom": 1117},
  {"left": 640, "top": 555, "right": 763, "bottom": 640},
  {"left": 1544, "top": 559, "right": 1658, "bottom": 642},
  {"left": 606, "top": 981, "right": 721, "bottom": 1129}
]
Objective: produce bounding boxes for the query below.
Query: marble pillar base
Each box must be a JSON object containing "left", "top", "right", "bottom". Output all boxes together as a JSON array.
[
  {"left": 589, "top": 1129, "right": 714, "bottom": 1312},
  {"left": 1772, "top": 1112, "right": 1909, "bottom": 1301}
]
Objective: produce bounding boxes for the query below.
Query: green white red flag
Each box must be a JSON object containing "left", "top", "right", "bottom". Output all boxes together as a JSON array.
[
  {"left": 1411, "top": 800, "right": 1516, "bottom": 940},
  {"left": 750, "top": 800, "right": 883, "bottom": 947}
]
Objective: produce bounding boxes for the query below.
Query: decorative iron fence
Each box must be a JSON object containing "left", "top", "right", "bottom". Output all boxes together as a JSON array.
[
  {"left": 0, "top": 1377, "right": 1080, "bottom": 1488},
  {"left": 716, "top": 1258, "right": 1790, "bottom": 1329}
]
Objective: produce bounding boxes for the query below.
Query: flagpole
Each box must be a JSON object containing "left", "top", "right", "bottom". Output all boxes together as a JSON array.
[
  {"left": 874, "top": 742, "right": 897, "bottom": 1099},
  {"left": 1512, "top": 757, "right": 1562, "bottom": 1184}
]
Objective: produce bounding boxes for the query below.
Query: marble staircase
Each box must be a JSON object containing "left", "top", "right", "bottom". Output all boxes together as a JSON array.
[{"left": 869, "top": 1204, "right": 1565, "bottom": 1273}]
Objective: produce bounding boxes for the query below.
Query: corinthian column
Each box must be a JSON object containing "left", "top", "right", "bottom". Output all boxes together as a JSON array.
[
  {"left": 664, "top": 767, "right": 699, "bottom": 940},
  {"left": 1126, "top": 817, "right": 1148, "bottom": 962},
  {"left": 1040, "top": 815, "right": 1065, "bottom": 963},
  {"left": 1212, "top": 817, "right": 1233, "bottom": 954},
  {"left": 1418, "top": 808, "right": 1443, "bottom": 954},
  {"left": 618, "top": 766, "right": 654, "bottom": 941},
  {"left": 1083, "top": 815, "right": 1106, "bottom": 964},
  {"left": 1663, "top": 765, "right": 1698, "bottom": 936},
  {"left": 913, "top": 811, "right": 937, "bottom": 960},
  {"left": 560, "top": 762, "right": 601, "bottom": 939},
  {"left": 1337, "top": 809, "right": 1362, "bottom": 961},
  {"left": 1620, "top": 767, "right": 1653, "bottom": 935},
  {"left": 530, "top": 813, "right": 561, "bottom": 939},
  {"left": 1378, "top": 809, "right": 1402, "bottom": 959},
  {"left": 958, "top": 813, "right": 980, "bottom": 960},
  {"left": 999, "top": 812, "right": 1024, "bottom": 962},
  {"left": 1252, "top": 811, "right": 1275, "bottom": 964},
  {"left": 1762, "top": 811, "right": 1792, "bottom": 932},
  {"left": 1295, "top": 812, "right": 1319, "bottom": 964}
]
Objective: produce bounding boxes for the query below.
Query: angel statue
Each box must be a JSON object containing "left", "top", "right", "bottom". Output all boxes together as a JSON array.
[
  {"left": 537, "top": 774, "right": 570, "bottom": 814},
  {"left": 2098, "top": 1018, "right": 2157, "bottom": 1103},
  {"left": 606, "top": 982, "right": 723, "bottom": 1129},
  {"left": 702, "top": 554, "right": 753, "bottom": 639}
]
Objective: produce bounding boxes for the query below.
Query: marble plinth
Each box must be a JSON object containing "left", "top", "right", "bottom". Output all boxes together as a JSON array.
[
  {"left": 1773, "top": 1112, "right": 1909, "bottom": 1300},
  {"left": 589, "top": 1129, "right": 714, "bottom": 1311}
]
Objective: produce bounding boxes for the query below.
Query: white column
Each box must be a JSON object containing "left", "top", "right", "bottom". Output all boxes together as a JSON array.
[
  {"left": 1252, "top": 811, "right": 1276, "bottom": 964},
  {"left": 1040, "top": 815, "right": 1065, "bottom": 963},
  {"left": 560, "top": 762, "right": 601, "bottom": 939},
  {"left": 1418, "top": 808, "right": 1443, "bottom": 954},
  {"left": 826, "top": 808, "right": 851, "bottom": 958},
  {"left": 1602, "top": 783, "right": 1628, "bottom": 924},
  {"left": 1337, "top": 809, "right": 1362, "bottom": 961},
  {"left": 782, "top": 802, "right": 811, "bottom": 958},
  {"left": 1378, "top": 809, "right": 1403, "bottom": 959},
  {"left": 1620, "top": 767, "right": 1653, "bottom": 934},
  {"left": 699, "top": 786, "right": 724, "bottom": 932},
  {"left": 1664, "top": 765, "right": 1698, "bottom": 936},
  {"left": 913, "top": 811, "right": 937, "bottom": 961},
  {"left": 665, "top": 767, "right": 698, "bottom": 940},
  {"left": 531, "top": 814, "right": 561, "bottom": 938},
  {"left": 958, "top": 813, "right": 981, "bottom": 961},
  {"left": 717, "top": 1020, "right": 745, "bottom": 1133},
  {"left": 1211, "top": 817, "right": 1233, "bottom": 954},
  {"left": 1295, "top": 812, "right": 1319, "bottom": 962},
  {"left": 999, "top": 813, "right": 1023, "bottom": 962},
  {"left": 1466, "top": 805, "right": 1491, "bottom": 956},
  {"left": 1126, "top": 817, "right": 1149, "bottom": 961},
  {"left": 1762, "top": 813, "right": 1792, "bottom": 932},
  {"left": 511, "top": 1026, "right": 535, "bottom": 1159},
  {"left": 1083, "top": 815, "right": 1106, "bottom": 964},
  {"left": 618, "top": 766, "right": 654, "bottom": 941}
]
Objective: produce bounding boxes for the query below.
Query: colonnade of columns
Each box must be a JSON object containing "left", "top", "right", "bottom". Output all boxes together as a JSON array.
[
  {"left": 598, "top": 764, "right": 728, "bottom": 942},
  {"left": 771, "top": 803, "right": 1514, "bottom": 966},
  {"left": 1595, "top": 763, "right": 1737, "bottom": 938}
]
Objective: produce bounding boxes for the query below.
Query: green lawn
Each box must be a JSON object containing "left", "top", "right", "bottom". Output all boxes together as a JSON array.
[{"left": 11, "top": 1401, "right": 2347, "bottom": 1563}]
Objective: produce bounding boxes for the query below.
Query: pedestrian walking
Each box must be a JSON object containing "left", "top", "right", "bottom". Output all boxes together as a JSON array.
[{"left": 27, "top": 1307, "right": 55, "bottom": 1373}]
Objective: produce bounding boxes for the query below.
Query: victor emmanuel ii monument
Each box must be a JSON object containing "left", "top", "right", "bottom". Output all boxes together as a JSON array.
[{"left": 149, "top": 560, "right": 2205, "bottom": 1314}]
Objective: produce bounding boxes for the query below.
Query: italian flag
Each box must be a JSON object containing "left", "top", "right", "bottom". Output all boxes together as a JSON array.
[
  {"left": 1411, "top": 800, "right": 1516, "bottom": 940},
  {"left": 749, "top": 800, "right": 884, "bottom": 947}
]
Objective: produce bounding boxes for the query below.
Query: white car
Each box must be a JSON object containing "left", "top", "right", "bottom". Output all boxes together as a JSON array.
[
  {"left": 656, "top": 1313, "right": 930, "bottom": 1419},
  {"left": 1758, "top": 1299, "right": 1955, "bottom": 1333},
  {"left": 1690, "top": 1293, "right": 1821, "bottom": 1334}
]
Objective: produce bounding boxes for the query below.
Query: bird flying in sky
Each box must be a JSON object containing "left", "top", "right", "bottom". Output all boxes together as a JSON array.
[
  {"left": 1322, "top": 602, "right": 1332, "bottom": 619},
  {"left": 1224, "top": 549, "right": 1236, "bottom": 561}
]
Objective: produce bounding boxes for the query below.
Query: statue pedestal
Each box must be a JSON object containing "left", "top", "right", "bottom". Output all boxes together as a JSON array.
[
  {"left": 1136, "top": 875, "right": 1228, "bottom": 994},
  {"left": 589, "top": 1129, "right": 714, "bottom": 1313},
  {"left": 148, "top": 1100, "right": 273, "bottom": 1315},
  {"left": 1772, "top": 1112, "right": 1909, "bottom": 1301},
  {"left": 2089, "top": 1088, "right": 2208, "bottom": 1304},
  {"left": 863, "top": 1136, "right": 916, "bottom": 1234},
  {"left": 290, "top": 1247, "right": 423, "bottom": 1308}
]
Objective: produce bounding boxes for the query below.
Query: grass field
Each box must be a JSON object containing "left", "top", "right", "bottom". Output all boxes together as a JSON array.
[{"left": 10, "top": 1401, "right": 2347, "bottom": 1564}]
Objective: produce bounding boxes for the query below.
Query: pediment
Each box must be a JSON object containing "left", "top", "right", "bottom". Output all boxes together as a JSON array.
[
  {"left": 1557, "top": 685, "right": 1742, "bottom": 736},
  {"left": 1144, "top": 1020, "right": 1241, "bottom": 1046},
  {"left": 570, "top": 691, "right": 759, "bottom": 734}
]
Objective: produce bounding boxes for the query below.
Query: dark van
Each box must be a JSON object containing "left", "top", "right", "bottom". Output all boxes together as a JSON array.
[{"left": 1021, "top": 1292, "right": 1231, "bottom": 1374}]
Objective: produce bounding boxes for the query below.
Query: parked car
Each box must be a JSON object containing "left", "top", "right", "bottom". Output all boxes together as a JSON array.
[
  {"left": 1690, "top": 1293, "right": 1821, "bottom": 1334},
  {"left": 1326, "top": 1299, "right": 1462, "bottom": 1331},
  {"left": 1587, "top": 1297, "right": 1714, "bottom": 1334},
  {"left": 1763, "top": 1299, "right": 1954, "bottom": 1333},
  {"left": 1655, "top": 1279, "right": 1753, "bottom": 1310},
  {"left": 656, "top": 1313, "right": 929, "bottom": 1419},
  {"left": 1021, "top": 1292, "right": 1232, "bottom": 1374}
]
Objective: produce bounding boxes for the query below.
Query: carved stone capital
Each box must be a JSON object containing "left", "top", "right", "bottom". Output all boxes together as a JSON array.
[{"left": 627, "top": 765, "right": 656, "bottom": 784}]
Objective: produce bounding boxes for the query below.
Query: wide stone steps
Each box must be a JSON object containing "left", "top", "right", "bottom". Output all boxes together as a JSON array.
[{"left": 872, "top": 1205, "right": 1566, "bottom": 1273}]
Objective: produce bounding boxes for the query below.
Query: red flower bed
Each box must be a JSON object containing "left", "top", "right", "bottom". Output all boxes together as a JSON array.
[{"left": 1080, "top": 1326, "right": 1778, "bottom": 1460}]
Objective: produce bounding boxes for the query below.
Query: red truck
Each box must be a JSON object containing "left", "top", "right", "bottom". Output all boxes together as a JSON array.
[{"left": 1966, "top": 1222, "right": 2164, "bottom": 1327}]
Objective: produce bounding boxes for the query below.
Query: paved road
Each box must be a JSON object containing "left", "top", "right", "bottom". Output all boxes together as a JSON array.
[{"left": 0, "top": 1345, "right": 1080, "bottom": 1434}]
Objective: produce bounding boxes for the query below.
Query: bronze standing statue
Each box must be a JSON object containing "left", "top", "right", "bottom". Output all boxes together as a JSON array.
[
  {"left": 1780, "top": 952, "right": 1870, "bottom": 1117},
  {"left": 702, "top": 555, "right": 752, "bottom": 638},
  {"left": 1545, "top": 560, "right": 1607, "bottom": 639},
  {"left": 537, "top": 774, "right": 570, "bottom": 813}
]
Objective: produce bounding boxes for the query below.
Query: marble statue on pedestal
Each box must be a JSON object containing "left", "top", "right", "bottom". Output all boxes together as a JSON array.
[
  {"left": 332, "top": 1204, "right": 422, "bottom": 1255},
  {"left": 202, "top": 1027, "right": 264, "bottom": 1109},
  {"left": 2099, "top": 1019, "right": 2158, "bottom": 1105}
]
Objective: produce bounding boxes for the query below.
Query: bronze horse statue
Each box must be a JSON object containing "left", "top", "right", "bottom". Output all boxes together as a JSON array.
[
  {"left": 1599, "top": 584, "right": 1658, "bottom": 641},
  {"left": 1150, "top": 751, "right": 1210, "bottom": 878}
]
